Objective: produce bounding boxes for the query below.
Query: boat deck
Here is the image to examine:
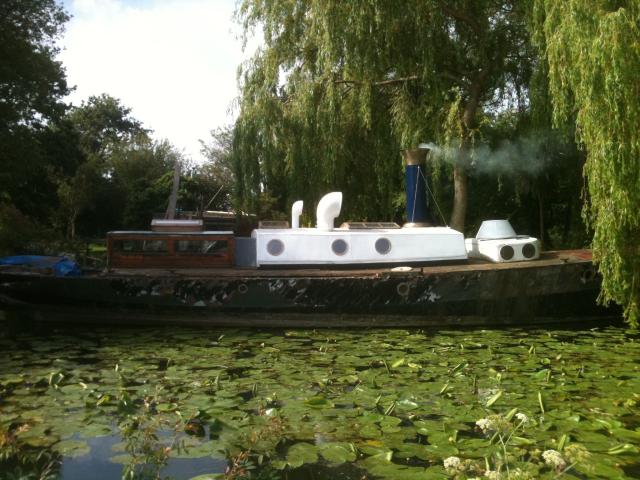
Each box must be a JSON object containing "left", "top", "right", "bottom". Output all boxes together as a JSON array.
[{"left": 105, "top": 250, "right": 593, "bottom": 278}]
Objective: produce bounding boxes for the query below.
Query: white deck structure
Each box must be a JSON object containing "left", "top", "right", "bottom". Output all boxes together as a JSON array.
[
  {"left": 252, "top": 192, "right": 467, "bottom": 267},
  {"left": 465, "top": 220, "right": 540, "bottom": 263}
]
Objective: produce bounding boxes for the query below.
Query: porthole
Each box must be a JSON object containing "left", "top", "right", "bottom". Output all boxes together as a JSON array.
[
  {"left": 331, "top": 239, "right": 348, "bottom": 256},
  {"left": 397, "top": 282, "right": 410, "bottom": 297},
  {"left": 522, "top": 243, "right": 536, "bottom": 259},
  {"left": 500, "top": 245, "right": 514, "bottom": 261},
  {"left": 266, "top": 239, "right": 284, "bottom": 256},
  {"left": 375, "top": 237, "right": 392, "bottom": 255}
]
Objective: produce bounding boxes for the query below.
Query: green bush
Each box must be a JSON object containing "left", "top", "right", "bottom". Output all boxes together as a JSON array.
[{"left": 0, "top": 204, "right": 51, "bottom": 256}]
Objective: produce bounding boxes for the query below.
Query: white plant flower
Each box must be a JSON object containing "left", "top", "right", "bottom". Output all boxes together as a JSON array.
[
  {"left": 515, "top": 412, "right": 529, "bottom": 423},
  {"left": 542, "top": 449, "right": 567, "bottom": 470},
  {"left": 443, "top": 456, "right": 462, "bottom": 470},
  {"left": 475, "top": 417, "right": 493, "bottom": 433}
]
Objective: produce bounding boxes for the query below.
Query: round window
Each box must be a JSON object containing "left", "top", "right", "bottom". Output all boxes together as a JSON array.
[
  {"left": 522, "top": 243, "right": 536, "bottom": 259},
  {"left": 375, "top": 237, "right": 392, "bottom": 255},
  {"left": 500, "top": 245, "right": 515, "bottom": 261},
  {"left": 266, "top": 239, "right": 285, "bottom": 256},
  {"left": 331, "top": 239, "right": 348, "bottom": 256}
]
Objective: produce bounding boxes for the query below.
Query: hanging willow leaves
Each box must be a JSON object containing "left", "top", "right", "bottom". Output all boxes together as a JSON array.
[
  {"left": 532, "top": 1, "right": 640, "bottom": 325},
  {"left": 233, "top": 0, "right": 535, "bottom": 229}
]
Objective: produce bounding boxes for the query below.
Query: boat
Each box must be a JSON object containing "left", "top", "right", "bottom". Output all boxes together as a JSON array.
[{"left": 0, "top": 147, "right": 618, "bottom": 328}]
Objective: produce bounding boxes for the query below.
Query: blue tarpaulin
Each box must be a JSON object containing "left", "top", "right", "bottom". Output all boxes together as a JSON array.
[{"left": 0, "top": 255, "right": 81, "bottom": 276}]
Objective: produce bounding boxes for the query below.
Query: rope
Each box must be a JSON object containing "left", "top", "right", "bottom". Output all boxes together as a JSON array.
[
  {"left": 411, "top": 167, "right": 419, "bottom": 222},
  {"left": 419, "top": 167, "right": 448, "bottom": 227}
]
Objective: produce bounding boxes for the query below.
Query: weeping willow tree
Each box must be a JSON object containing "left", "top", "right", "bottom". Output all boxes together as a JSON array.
[
  {"left": 532, "top": 1, "right": 640, "bottom": 325},
  {"left": 233, "top": 1, "right": 533, "bottom": 229}
]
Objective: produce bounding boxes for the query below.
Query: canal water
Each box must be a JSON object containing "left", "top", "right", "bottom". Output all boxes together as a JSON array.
[{"left": 0, "top": 323, "right": 639, "bottom": 479}]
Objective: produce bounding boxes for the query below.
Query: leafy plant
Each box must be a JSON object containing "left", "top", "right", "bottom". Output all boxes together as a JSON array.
[{"left": 0, "top": 424, "right": 61, "bottom": 480}]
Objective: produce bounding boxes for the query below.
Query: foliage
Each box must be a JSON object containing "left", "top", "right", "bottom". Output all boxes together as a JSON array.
[
  {"left": 0, "top": 0, "right": 70, "bottom": 235},
  {"left": 1, "top": 327, "right": 639, "bottom": 479},
  {"left": 0, "top": 204, "right": 43, "bottom": 256},
  {"left": 68, "top": 94, "right": 149, "bottom": 158},
  {"left": 0, "top": 424, "right": 61, "bottom": 480},
  {"left": 116, "top": 385, "right": 183, "bottom": 480},
  {"left": 233, "top": 0, "right": 536, "bottom": 230},
  {"left": 49, "top": 95, "right": 176, "bottom": 237},
  {"left": 109, "top": 139, "right": 179, "bottom": 229},
  {"left": 181, "top": 126, "right": 236, "bottom": 214},
  {"left": 532, "top": 1, "right": 640, "bottom": 325},
  {"left": 0, "top": 0, "right": 69, "bottom": 131}
]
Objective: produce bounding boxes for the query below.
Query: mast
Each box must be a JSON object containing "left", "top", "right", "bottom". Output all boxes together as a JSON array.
[{"left": 165, "top": 160, "right": 181, "bottom": 219}]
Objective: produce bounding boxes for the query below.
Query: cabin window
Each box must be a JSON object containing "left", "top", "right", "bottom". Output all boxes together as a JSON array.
[
  {"left": 500, "top": 245, "right": 515, "bottom": 261},
  {"left": 375, "top": 238, "right": 392, "bottom": 255},
  {"left": 113, "top": 239, "right": 168, "bottom": 254},
  {"left": 176, "top": 239, "right": 228, "bottom": 256},
  {"left": 144, "top": 240, "right": 168, "bottom": 253},
  {"left": 266, "top": 239, "right": 285, "bottom": 256},
  {"left": 522, "top": 243, "right": 536, "bottom": 259},
  {"left": 331, "top": 239, "right": 348, "bottom": 256}
]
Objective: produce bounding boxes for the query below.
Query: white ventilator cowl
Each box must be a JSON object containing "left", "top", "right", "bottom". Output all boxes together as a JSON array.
[
  {"left": 316, "top": 192, "right": 343, "bottom": 231},
  {"left": 476, "top": 220, "right": 517, "bottom": 240},
  {"left": 291, "top": 200, "right": 303, "bottom": 229}
]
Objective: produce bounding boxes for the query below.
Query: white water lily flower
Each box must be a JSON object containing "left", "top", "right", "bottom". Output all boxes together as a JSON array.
[
  {"left": 443, "top": 456, "right": 462, "bottom": 470},
  {"left": 515, "top": 412, "right": 529, "bottom": 423},
  {"left": 542, "top": 449, "right": 567, "bottom": 470}
]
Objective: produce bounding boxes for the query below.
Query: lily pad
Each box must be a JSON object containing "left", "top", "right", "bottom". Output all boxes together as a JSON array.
[
  {"left": 318, "top": 442, "right": 357, "bottom": 464},
  {"left": 285, "top": 442, "right": 318, "bottom": 468},
  {"left": 54, "top": 439, "right": 91, "bottom": 457}
]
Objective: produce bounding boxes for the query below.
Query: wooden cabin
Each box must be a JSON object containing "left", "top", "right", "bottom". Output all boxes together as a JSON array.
[{"left": 107, "top": 231, "right": 235, "bottom": 269}]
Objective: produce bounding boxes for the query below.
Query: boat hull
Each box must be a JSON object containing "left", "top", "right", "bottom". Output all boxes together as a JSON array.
[{"left": 0, "top": 250, "right": 618, "bottom": 327}]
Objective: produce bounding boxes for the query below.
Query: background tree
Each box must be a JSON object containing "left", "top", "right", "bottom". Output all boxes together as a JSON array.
[
  {"left": 234, "top": 0, "right": 535, "bottom": 231},
  {"left": 0, "top": 0, "right": 70, "bottom": 241},
  {"left": 59, "top": 95, "right": 151, "bottom": 237},
  {"left": 109, "top": 139, "right": 180, "bottom": 229},
  {"left": 0, "top": 0, "right": 69, "bottom": 130},
  {"left": 532, "top": 1, "right": 640, "bottom": 325},
  {"left": 181, "top": 126, "right": 236, "bottom": 214}
]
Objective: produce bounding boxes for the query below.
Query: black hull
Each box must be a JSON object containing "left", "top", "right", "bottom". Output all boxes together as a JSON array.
[{"left": 0, "top": 250, "right": 618, "bottom": 328}]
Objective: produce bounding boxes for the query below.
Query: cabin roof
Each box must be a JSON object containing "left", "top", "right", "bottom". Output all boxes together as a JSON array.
[{"left": 107, "top": 231, "right": 233, "bottom": 236}]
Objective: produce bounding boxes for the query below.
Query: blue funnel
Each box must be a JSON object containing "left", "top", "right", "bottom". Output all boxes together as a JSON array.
[{"left": 402, "top": 149, "right": 430, "bottom": 226}]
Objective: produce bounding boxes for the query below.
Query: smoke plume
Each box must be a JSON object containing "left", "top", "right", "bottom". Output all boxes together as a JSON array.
[{"left": 420, "top": 134, "right": 554, "bottom": 177}]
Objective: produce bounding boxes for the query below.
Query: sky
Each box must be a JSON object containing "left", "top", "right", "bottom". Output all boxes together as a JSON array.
[{"left": 59, "top": 0, "right": 255, "bottom": 162}]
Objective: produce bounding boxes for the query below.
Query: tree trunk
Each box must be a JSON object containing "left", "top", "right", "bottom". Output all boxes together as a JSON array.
[
  {"left": 450, "top": 165, "right": 468, "bottom": 232},
  {"left": 537, "top": 188, "right": 545, "bottom": 250},
  {"left": 449, "top": 72, "right": 485, "bottom": 233},
  {"left": 69, "top": 210, "right": 77, "bottom": 240}
]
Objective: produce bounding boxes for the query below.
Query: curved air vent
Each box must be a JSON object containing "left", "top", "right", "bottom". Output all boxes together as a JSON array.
[{"left": 316, "top": 192, "right": 343, "bottom": 231}]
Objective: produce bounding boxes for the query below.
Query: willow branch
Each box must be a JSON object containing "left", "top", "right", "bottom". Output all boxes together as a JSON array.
[
  {"left": 334, "top": 75, "right": 419, "bottom": 87},
  {"left": 438, "top": 2, "right": 482, "bottom": 35}
]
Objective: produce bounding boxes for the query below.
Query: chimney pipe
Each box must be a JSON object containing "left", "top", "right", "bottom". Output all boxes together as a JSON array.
[{"left": 402, "top": 148, "right": 430, "bottom": 227}]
